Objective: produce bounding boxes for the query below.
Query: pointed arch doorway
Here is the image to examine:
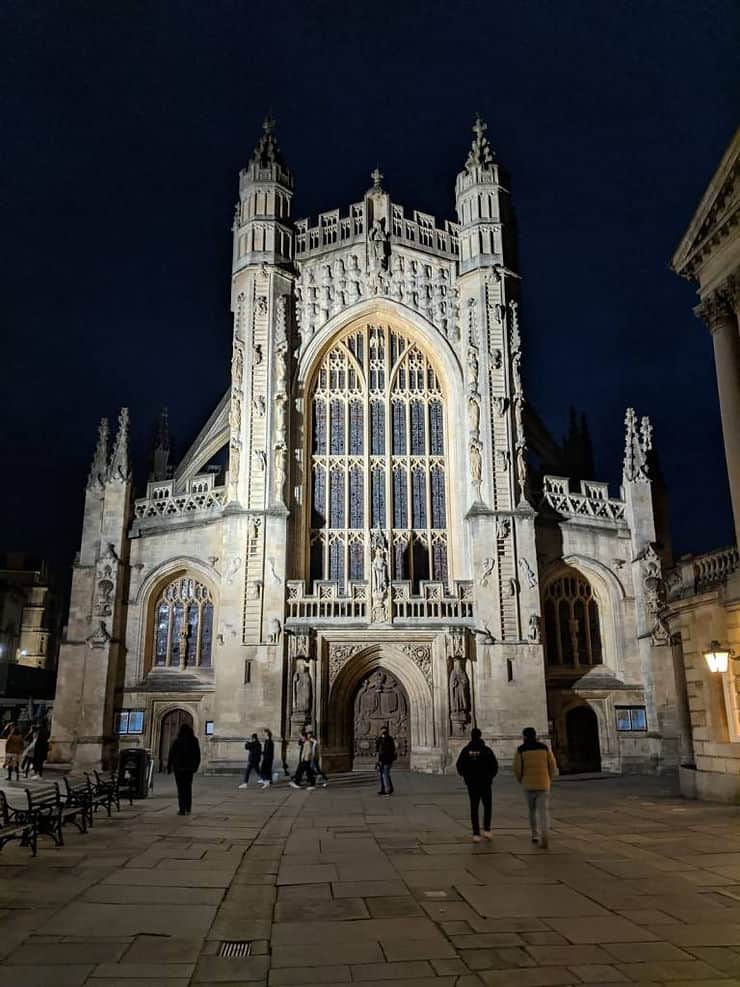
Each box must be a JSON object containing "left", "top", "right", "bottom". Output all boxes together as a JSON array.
[
  {"left": 352, "top": 668, "right": 409, "bottom": 768},
  {"left": 158, "top": 708, "right": 193, "bottom": 772}
]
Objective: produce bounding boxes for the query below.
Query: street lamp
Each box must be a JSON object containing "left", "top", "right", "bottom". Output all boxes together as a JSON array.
[{"left": 704, "top": 641, "right": 731, "bottom": 674}]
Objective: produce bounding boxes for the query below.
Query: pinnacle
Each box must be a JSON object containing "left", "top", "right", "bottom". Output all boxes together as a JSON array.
[
  {"left": 464, "top": 113, "right": 495, "bottom": 173},
  {"left": 249, "top": 113, "right": 287, "bottom": 170}
]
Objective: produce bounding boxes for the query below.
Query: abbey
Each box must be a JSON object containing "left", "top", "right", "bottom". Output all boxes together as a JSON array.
[{"left": 51, "top": 119, "right": 686, "bottom": 775}]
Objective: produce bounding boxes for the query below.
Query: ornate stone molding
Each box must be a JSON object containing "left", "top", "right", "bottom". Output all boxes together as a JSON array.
[
  {"left": 694, "top": 277, "right": 738, "bottom": 333},
  {"left": 401, "top": 643, "right": 433, "bottom": 687}
]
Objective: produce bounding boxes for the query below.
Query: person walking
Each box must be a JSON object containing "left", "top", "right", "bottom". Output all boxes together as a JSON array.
[
  {"left": 32, "top": 721, "right": 50, "bottom": 778},
  {"left": 456, "top": 727, "right": 498, "bottom": 843},
  {"left": 167, "top": 722, "right": 201, "bottom": 815},
  {"left": 375, "top": 725, "right": 396, "bottom": 796},
  {"left": 289, "top": 729, "right": 316, "bottom": 789},
  {"left": 310, "top": 733, "right": 328, "bottom": 788},
  {"left": 4, "top": 725, "right": 23, "bottom": 782},
  {"left": 239, "top": 733, "right": 262, "bottom": 789},
  {"left": 513, "top": 726, "right": 558, "bottom": 848},
  {"left": 258, "top": 728, "right": 274, "bottom": 788},
  {"left": 21, "top": 727, "right": 37, "bottom": 778}
]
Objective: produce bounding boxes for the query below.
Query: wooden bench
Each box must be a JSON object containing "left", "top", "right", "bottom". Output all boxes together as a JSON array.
[
  {"left": 0, "top": 790, "right": 36, "bottom": 855},
  {"left": 16, "top": 782, "right": 88, "bottom": 848}
]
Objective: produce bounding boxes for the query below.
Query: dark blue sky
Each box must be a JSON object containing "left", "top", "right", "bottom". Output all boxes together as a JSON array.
[{"left": 1, "top": 0, "right": 737, "bottom": 567}]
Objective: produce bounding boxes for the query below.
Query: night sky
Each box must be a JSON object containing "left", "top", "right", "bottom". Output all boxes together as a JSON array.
[{"left": 1, "top": 0, "right": 737, "bottom": 576}]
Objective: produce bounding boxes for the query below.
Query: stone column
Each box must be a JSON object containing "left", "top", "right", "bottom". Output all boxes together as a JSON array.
[{"left": 696, "top": 280, "right": 740, "bottom": 546}]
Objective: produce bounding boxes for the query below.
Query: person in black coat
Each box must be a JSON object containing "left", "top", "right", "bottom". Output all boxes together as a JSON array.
[
  {"left": 238, "top": 733, "right": 262, "bottom": 789},
  {"left": 32, "top": 721, "right": 50, "bottom": 778},
  {"left": 456, "top": 727, "right": 498, "bottom": 842},
  {"left": 258, "top": 728, "right": 274, "bottom": 788},
  {"left": 375, "top": 726, "right": 396, "bottom": 796},
  {"left": 167, "top": 722, "right": 201, "bottom": 815}
]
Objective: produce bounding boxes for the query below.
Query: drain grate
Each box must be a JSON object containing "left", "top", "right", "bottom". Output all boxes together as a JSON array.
[{"left": 218, "top": 941, "right": 252, "bottom": 958}]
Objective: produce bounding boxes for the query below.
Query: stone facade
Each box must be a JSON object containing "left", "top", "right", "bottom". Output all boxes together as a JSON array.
[
  {"left": 51, "top": 119, "right": 683, "bottom": 775},
  {"left": 667, "top": 127, "right": 740, "bottom": 802}
]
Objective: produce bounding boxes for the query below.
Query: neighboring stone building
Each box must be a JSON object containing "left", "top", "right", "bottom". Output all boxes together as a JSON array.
[
  {"left": 0, "top": 553, "right": 60, "bottom": 672},
  {"left": 51, "top": 119, "right": 684, "bottom": 775},
  {"left": 666, "top": 128, "right": 740, "bottom": 802}
]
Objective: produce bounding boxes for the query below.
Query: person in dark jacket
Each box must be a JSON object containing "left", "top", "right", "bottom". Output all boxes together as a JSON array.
[
  {"left": 375, "top": 726, "right": 396, "bottom": 796},
  {"left": 456, "top": 727, "right": 498, "bottom": 842},
  {"left": 239, "top": 733, "right": 262, "bottom": 789},
  {"left": 167, "top": 722, "right": 201, "bottom": 815},
  {"left": 258, "top": 728, "right": 274, "bottom": 788},
  {"left": 32, "top": 721, "right": 50, "bottom": 778}
]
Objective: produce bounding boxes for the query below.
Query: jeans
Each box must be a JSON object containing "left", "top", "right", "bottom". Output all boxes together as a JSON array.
[
  {"left": 379, "top": 763, "right": 393, "bottom": 793},
  {"left": 294, "top": 760, "right": 316, "bottom": 786},
  {"left": 243, "top": 761, "right": 260, "bottom": 783},
  {"left": 525, "top": 790, "right": 550, "bottom": 837},
  {"left": 467, "top": 783, "right": 492, "bottom": 835},
  {"left": 174, "top": 771, "right": 193, "bottom": 813}
]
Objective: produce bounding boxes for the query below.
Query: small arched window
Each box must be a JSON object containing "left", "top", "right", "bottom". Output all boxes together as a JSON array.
[
  {"left": 152, "top": 576, "right": 214, "bottom": 669},
  {"left": 543, "top": 569, "right": 602, "bottom": 668}
]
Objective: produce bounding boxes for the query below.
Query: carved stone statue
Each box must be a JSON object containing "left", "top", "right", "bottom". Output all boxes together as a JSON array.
[
  {"left": 178, "top": 620, "right": 190, "bottom": 667},
  {"left": 449, "top": 658, "right": 471, "bottom": 736},
  {"left": 528, "top": 614, "right": 541, "bottom": 643},
  {"left": 469, "top": 441, "right": 482, "bottom": 498},
  {"left": 268, "top": 617, "right": 281, "bottom": 644},
  {"left": 292, "top": 661, "right": 312, "bottom": 713},
  {"left": 94, "top": 578, "right": 114, "bottom": 617},
  {"left": 496, "top": 518, "right": 511, "bottom": 541},
  {"left": 467, "top": 394, "right": 480, "bottom": 435},
  {"left": 519, "top": 557, "right": 538, "bottom": 589},
  {"left": 369, "top": 220, "right": 388, "bottom": 271},
  {"left": 372, "top": 544, "right": 388, "bottom": 596}
]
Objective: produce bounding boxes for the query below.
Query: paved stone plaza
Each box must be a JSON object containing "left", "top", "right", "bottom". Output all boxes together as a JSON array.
[{"left": 1, "top": 771, "right": 740, "bottom": 986}]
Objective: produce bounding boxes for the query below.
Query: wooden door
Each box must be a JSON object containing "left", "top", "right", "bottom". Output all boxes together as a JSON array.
[
  {"left": 353, "top": 669, "right": 409, "bottom": 767},
  {"left": 158, "top": 708, "right": 193, "bottom": 771}
]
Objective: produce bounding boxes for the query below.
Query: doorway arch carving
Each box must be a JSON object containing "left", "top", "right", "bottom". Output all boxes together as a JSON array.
[{"left": 327, "top": 644, "right": 435, "bottom": 769}]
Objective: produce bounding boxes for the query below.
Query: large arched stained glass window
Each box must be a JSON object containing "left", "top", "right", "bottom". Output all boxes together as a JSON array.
[
  {"left": 542, "top": 569, "right": 602, "bottom": 669},
  {"left": 152, "top": 576, "right": 214, "bottom": 669},
  {"left": 309, "top": 323, "right": 449, "bottom": 592}
]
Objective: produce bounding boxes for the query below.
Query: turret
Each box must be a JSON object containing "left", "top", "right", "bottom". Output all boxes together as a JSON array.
[
  {"left": 232, "top": 116, "right": 294, "bottom": 273},
  {"left": 455, "top": 116, "right": 511, "bottom": 274}
]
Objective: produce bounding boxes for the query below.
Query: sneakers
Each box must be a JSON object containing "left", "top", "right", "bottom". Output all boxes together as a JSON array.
[
  {"left": 260, "top": 780, "right": 271, "bottom": 788},
  {"left": 306, "top": 785, "right": 316, "bottom": 791},
  {"left": 531, "top": 834, "right": 539, "bottom": 844},
  {"left": 237, "top": 783, "right": 248, "bottom": 789},
  {"left": 320, "top": 781, "right": 328, "bottom": 788},
  {"left": 482, "top": 830, "right": 492, "bottom": 841},
  {"left": 289, "top": 781, "right": 300, "bottom": 789},
  {"left": 472, "top": 835, "right": 481, "bottom": 843},
  {"left": 539, "top": 834, "right": 549, "bottom": 849}
]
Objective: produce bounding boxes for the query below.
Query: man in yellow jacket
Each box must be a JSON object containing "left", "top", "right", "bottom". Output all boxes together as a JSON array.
[{"left": 512, "top": 727, "right": 557, "bottom": 848}]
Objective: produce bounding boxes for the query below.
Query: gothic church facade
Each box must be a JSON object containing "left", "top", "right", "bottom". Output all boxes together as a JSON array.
[{"left": 51, "top": 120, "right": 686, "bottom": 774}]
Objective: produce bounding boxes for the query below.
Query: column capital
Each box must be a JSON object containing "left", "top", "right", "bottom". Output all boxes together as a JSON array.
[{"left": 694, "top": 275, "right": 739, "bottom": 333}]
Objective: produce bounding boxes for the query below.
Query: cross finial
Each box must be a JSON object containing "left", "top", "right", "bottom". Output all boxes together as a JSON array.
[
  {"left": 262, "top": 113, "right": 276, "bottom": 135},
  {"left": 371, "top": 166, "right": 383, "bottom": 190},
  {"left": 473, "top": 114, "right": 487, "bottom": 142}
]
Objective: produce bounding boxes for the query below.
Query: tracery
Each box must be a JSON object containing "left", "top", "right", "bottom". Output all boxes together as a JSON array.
[
  {"left": 543, "top": 569, "right": 602, "bottom": 668},
  {"left": 153, "top": 575, "right": 214, "bottom": 669},
  {"left": 309, "top": 323, "right": 448, "bottom": 591}
]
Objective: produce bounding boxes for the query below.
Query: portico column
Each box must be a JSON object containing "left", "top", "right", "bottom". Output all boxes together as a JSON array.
[{"left": 696, "top": 279, "right": 740, "bottom": 546}]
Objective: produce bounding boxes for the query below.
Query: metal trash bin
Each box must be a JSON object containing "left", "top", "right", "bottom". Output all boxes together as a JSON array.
[{"left": 118, "top": 747, "right": 152, "bottom": 799}]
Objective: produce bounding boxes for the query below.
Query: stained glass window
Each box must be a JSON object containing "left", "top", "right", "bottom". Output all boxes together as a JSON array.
[
  {"left": 543, "top": 570, "right": 603, "bottom": 670},
  {"left": 431, "top": 466, "right": 446, "bottom": 528},
  {"left": 150, "top": 576, "right": 214, "bottom": 670},
  {"left": 411, "top": 468, "right": 427, "bottom": 528},
  {"left": 430, "top": 401, "right": 444, "bottom": 454},
  {"left": 329, "top": 468, "right": 344, "bottom": 527},
  {"left": 393, "top": 466, "right": 407, "bottom": 529},
  {"left": 308, "top": 324, "right": 449, "bottom": 591},
  {"left": 371, "top": 468, "right": 385, "bottom": 528},
  {"left": 371, "top": 402, "right": 385, "bottom": 454},
  {"left": 410, "top": 401, "right": 425, "bottom": 454},
  {"left": 349, "top": 467, "right": 363, "bottom": 528},
  {"left": 330, "top": 399, "right": 344, "bottom": 454},
  {"left": 392, "top": 402, "right": 406, "bottom": 454},
  {"left": 349, "top": 402, "right": 363, "bottom": 455}
]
